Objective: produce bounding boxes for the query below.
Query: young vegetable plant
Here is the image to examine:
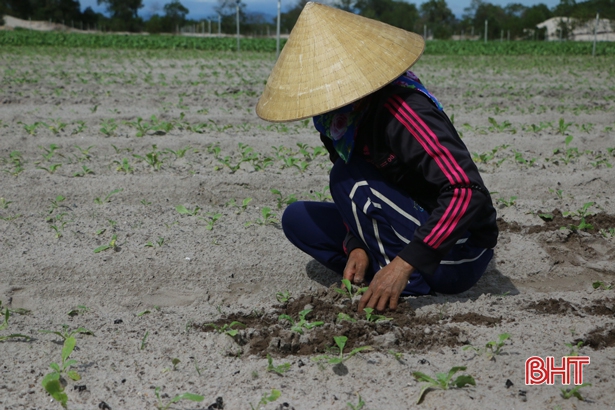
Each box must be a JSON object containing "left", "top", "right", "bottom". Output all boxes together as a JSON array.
[
  {"left": 565, "top": 341, "right": 584, "bottom": 357},
  {"left": 94, "top": 188, "right": 123, "bottom": 205},
  {"left": 204, "top": 321, "right": 246, "bottom": 337},
  {"left": 271, "top": 188, "right": 298, "bottom": 209},
  {"left": 145, "top": 237, "right": 165, "bottom": 248},
  {"left": 275, "top": 291, "right": 291, "bottom": 304},
  {"left": 154, "top": 387, "right": 204, "bottom": 410},
  {"left": 94, "top": 234, "right": 118, "bottom": 253},
  {"left": 249, "top": 389, "right": 281, "bottom": 410},
  {"left": 592, "top": 281, "right": 613, "bottom": 290},
  {"left": 560, "top": 383, "right": 591, "bottom": 401},
  {"left": 278, "top": 309, "right": 324, "bottom": 334},
  {"left": 496, "top": 196, "right": 517, "bottom": 207},
  {"left": 337, "top": 312, "right": 357, "bottom": 323},
  {"left": 463, "top": 333, "right": 510, "bottom": 361},
  {"left": 246, "top": 207, "right": 278, "bottom": 226},
  {"left": 176, "top": 205, "right": 200, "bottom": 216},
  {"left": 312, "top": 336, "right": 372, "bottom": 365},
  {"left": 198, "top": 212, "right": 222, "bottom": 230},
  {"left": 267, "top": 353, "right": 291, "bottom": 375},
  {"left": 336, "top": 279, "right": 368, "bottom": 300},
  {"left": 363, "top": 308, "right": 393, "bottom": 323},
  {"left": 37, "top": 163, "right": 63, "bottom": 174},
  {"left": 0, "top": 301, "right": 30, "bottom": 342},
  {"left": 41, "top": 336, "right": 81, "bottom": 408},
  {"left": 39, "top": 324, "right": 94, "bottom": 341},
  {"left": 412, "top": 366, "right": 476, "bottom": 404},
  {"left": 347, "top": 393, "right": 366, "bottom": 410},
  {"left": 72, "top": 165, "right": 94, "bottom": 177}
]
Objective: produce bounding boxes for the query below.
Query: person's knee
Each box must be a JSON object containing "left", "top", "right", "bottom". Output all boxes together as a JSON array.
[{"left": 281, "top": 201, "right": 305, "bottom": 243}]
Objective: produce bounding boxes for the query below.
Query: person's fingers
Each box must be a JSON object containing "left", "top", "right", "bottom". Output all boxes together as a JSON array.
[
  {"left": 342, "top": 264, "right": 355, "bottom": 283},
  {"left": 353, "top": 261, "right": 366, "bottom": 284},
  {"left": 358, "top": 288, "right": 372, "bottom": 312},
  {"left": 388, "top": 292, "right": 399, "bottom": 310},
  {"left": 376, "top": 292, "right": 390, "bottom": 311}
]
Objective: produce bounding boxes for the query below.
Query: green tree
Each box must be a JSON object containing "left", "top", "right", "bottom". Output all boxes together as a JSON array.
[
  {"left": 97, "top": 0, "right": 144, "bottom": 31},
  {"left": 419, "top": 0, "right": 455, "bottom": 39},
  {"left": 164, "top": 0, "right": 189, "bottom": 30},
  {"left": 355, "top": 0, "right": 419, "bottom": 31},
  {"left": 280, "top": 0, "right": 308, "bottom": 34}
]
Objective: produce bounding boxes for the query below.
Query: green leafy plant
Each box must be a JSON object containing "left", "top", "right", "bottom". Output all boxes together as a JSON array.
[
  {"left": 412, "top": 366, "right": 476, "bottom": 404},
  {"left": 100, "top": 118, "right": 117, "bottom": 136},
  {"left": 41, "top": 336, "right": 81, "bottom": 408},
  {"left": 312, "top": 336, "right": 372, "bottom": 365},
  {"left": 36, "top": 163, "right": 63, "bottom": 174},
  {"left": 73, "top": 165, "right": 94, "bottom": 177},
  {"left": 67, "top": 305, "right": 88, "bottom": 317},
  {"left": 0, "top": 198, "right": 11, "bottom": 209},
  {"left": 94, "top": 188, "right": 123, "bottom": 204},
  {"left": 463, "top": 333, "right": 510, "bottom": 360},
  {"left": 335, "top": 279, "right": 368, "bottom": 300},
  {"left": 592, "top": 281, "right": 613, "bottom": 290},
  {"left": 388, "top": 350, "right": 404, "bottom": 362},
  {"left": 250, "top": 389, "right": 281, "bottom": 410},
  {"left": 275, "top": 291, "right": 291, "bottom": 304},
  {"left": 154, "top": 387, "right": 204, "bottom": 410},
  {"left": 347, "top": 393, "right": 366, "bottom": 410},
  {"left": 226, "top": 197, "right": 252, "bottom": 214},
  {"left": 267, "top": 353, "right": 291, "bottom": 375},
  {"left": 307, "top": 185, "right": 332, "bottom": 201},
  {"left": 246, "top": 207, "right": 278, "bottom": 226},
  {"left": 133, "top": 145, "right": 165, "bottom": 170},
  {"left": 0, "top": 301, "right": 30, "bottom": 342},
  {"left": 271, "top": 188, "right": 298, "bottom": 209},
  {"left": 562, "top": 202, "right": 595, "bottom": 232},
  {"left": 565, "top": 341, "right": 584, "bottom": 357},
  {"left": 176, "top": 204, "right": 200, "bottom": 216},
  {"left": 279, "top": 309, "right": 324, "bottom": 334},
  {"left": 94, "top": 234, "right": 117, "bottom": 253},
  {"left": 496, "top": 196, "right": 517, "bottom": 207},
  {"left": 204, "top": 321, "right": 246, "bottom": 337},
  {"left": 199, "top": 212, "right": 222, "bottom": 230},
  {"left": 145, "top": 237, "right": 165, "bottom": 248},
  {"left": 560, "top": 383, "right": 591, "bottom": 401},
  {"left": 39, "top": 324, "right": 94, "bottom": 341},
  {"left": 39, "top": 143, "right": 60, "bottom": 161},
  {"left": 140, "top": 330, "right": 149, "bottom": 350},
  {"left": 113, "top": 158, "right": 134, "bottom": 173},
  {"left": 363, "top": 308, "right": 392, "bottom": 323},
  {"left": 337, "top": 312, "right": 357, "bottom": 323}
]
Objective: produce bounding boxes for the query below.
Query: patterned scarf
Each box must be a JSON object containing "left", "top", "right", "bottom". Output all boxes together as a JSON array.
[{"left": 313, "top": 70, "right": 443, "bottom": 163}]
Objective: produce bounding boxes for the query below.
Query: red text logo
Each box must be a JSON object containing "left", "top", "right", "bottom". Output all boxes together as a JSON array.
[{"left": 525, "top": 356, "right": 590, "bottom": 385}]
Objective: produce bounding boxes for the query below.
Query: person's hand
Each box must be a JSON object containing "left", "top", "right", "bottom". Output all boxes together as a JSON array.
[
  {"left": 358, "top": 256, "right": 414, "bottom": 312},
  {"left": 343, "top": 248, "right": 369, "bottom": 285}
]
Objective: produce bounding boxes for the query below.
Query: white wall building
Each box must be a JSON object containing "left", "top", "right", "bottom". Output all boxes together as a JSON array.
[{"left": 537, "top": 16, "right": 615, "bottom": 41}]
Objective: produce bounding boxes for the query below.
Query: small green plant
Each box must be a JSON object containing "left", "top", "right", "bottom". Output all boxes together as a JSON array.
[
  {"left": 94, "top": 234, "right": 117, "bottom": 253},
  {"left": 363, "top": 307, "right": 392, "bottom": 323},
  {"left": 39, "top": 143, "right": 60, "bottom": 161},
  {"left": 36, "top": 163, "right": 63, "bottom": 174},
  {"left": 199, "top": 212, "right": 222, "bottom": 230},
  {"left": 347, "top": 393, "right": 366, "bottom": 410},
  {"left": 549, "top": 188, "right": 564, "bottom": 199},
  {"left": 267, "top": 353, "right": 291, "bottom": 375},
  {"left": 388, "top": 350, "right": 404, "bottom": 362},
  {"left": 556, "top": 118, "right": 573, "bottom": 134},
  {"left": 335, "top": 279, "right": 368, "bottom": 300},
  {"left": 496, "top": 196, "right": 517, "bottom": 207},
  {"left": 560, "top": 383, "right": 591, "bottom": 401},
  {"left": 94, "top": 188, "right": 123, "bottom": 205},
  {"left": 154, "top": 387, "right": 204, "bottom": 410},
  {"left": 564, "top": 341, "right": 584, "bottom": 357},
  {"left": 562, "top": 202, "right": 595, "bottom": 231},
  {"left": 171, "top": 358, "right": 181, "bottom": 371},
  {"left": 140, "top": 330, "right": 149, "bottom": 350},
  {"left": 307, "top": 185, "right": 332, "bottom": 201},
  {"left": 271, "top": 188, "right": 298, "bottom": 209},
  {"left": 592, "top": 281, "right": 613, "bottom": 290},
  {"left": 312, "top": 336, "right": 372, "bottom": 365},
  {"left": 72, "top": 165, "right": 94, "bottom": 177},
  {"left": 5, "top": 151, "right": 25, "bottom": 176},
  {"left": 0, "top": 301, "right": 30, "bottom": 342},
  {"left": 337, "top": 312, "right": 357, "bottom": 323},
  {"left": 145, "top": 237, "right": 165, "bottom": 248},
  {"left": 133, "top": 145, "right": 165, "bottom": 170},
  {"left": 41, "top": 336, "right": 81, "bottom": 408},
  {"left": 249, "top": 389, "right": 281, "bottom": 410},
  {"left": 412, "top": 366, "right": 476, "bottom": 404},
  {"left": 246, "top": 207, "right": 278, "bottom": 226},
  {"left": 0, "top": 198, "right": 11, "bottom": 209},
  {"left": 279, "top": 309, "right": 324, "bottom": 334},
  {"left": 275, "top": 291, "right": 291, "bottom": 304},
  {"left": 204, "top": 321, "right": 246, "bottom": 337},
  {"left": 39, "top": 324, "right": 94, "bottom": 341},
  {"left": 226, "top": 197, "right": 252, "bottom": 214},
  {"left": 67, "top": 305, "right": 89, "bottom": 317},
  {"left": 463, "top": 333, "right": 510, "bottom": 360},
  {"left": 113, "top": 158, "right": 134, "bottom": 173},
  {"left": 176, "top": 204, "right": 200, "bottom": 216},
  {"left": 100, "top": 118, "right": 117, "bottom": 136}
]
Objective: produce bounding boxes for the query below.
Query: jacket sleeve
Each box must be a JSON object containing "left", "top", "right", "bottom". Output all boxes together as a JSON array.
[{"left": 382, "top": 92, "right": 493, "bottom": 275}]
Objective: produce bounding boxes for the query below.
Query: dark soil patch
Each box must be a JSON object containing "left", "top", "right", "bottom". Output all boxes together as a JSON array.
[
  {"left": 497, "top": 210, "right": 615, "bottom": 234},
  {"left": 584, "top": 299, "right": 615, "bottom": 316},
  {"left": 448, "top": 313, "right": 502, "bottom": 327},
  {"left": 583, "top": 325, "right": 615, "bottom": 350},
  {"left": 525, "top": 298, "right": 578, "bottom": 315},
  {"left": 195, "top": 286, "right": 471, "bottom": 357}
]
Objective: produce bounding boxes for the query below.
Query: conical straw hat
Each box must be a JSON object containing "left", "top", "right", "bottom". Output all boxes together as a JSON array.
[{"left": 256, "top": 2, "right": 425, "bottom": 122}]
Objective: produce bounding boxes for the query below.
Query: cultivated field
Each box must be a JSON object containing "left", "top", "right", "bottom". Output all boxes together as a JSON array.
[{"left": 1, "top": 47, "right": 615, "bottom": 409}]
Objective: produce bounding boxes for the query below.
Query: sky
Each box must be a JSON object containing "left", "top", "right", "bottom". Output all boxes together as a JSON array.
[{"left": 80, "top": 0, "right": 562, "bottom": 21}]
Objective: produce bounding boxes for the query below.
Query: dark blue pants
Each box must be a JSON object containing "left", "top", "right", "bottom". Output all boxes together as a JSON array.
[{"left": 282, "top": 157, "right": 493, "bottom": 295}]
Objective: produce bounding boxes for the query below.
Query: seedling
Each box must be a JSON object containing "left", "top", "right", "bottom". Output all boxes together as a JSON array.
[
  {"left": 267, "top": 353, "right": 291, "bottom": 375},
  {"left": 549, "top": 188, "right": 564, "bottom": 200},
  {"left": 556, "top": 118, "right": 573, "bottom": 134},
  {"left": 363, "top": 308, "right": 392, "bottom": 323},
  {"left": 312, "top": 336, "right": 372, "bottom": 365},
  {"left": 562, "top": 202, "right": 595, "bottom": 231},
  {"left": 592, "top": 281, "right": 613, "bottom": 290},
  {"left": 307, "top": 185, "right": 332, "bottom": 201},
  {"left": 246, "top": 207, "right": 278, "bottom": 226},
  {"left": 388, "top": 350, "right": 404, "bottom": 362},
  {"left": 39, "top": 143, "right": 60, "bottom": 161},
  {"left": 275, "top": 291, "right": 291, "bottom": 304},
  {"left": 560, "top": 383, "right": 591, "bottom": 401},
  {"left": 463, "top": 333, "right": 510, "bottom": 360},
  {"left": 140, "top": 199, "right": 152, "bottom": 206},
  {"left": 41, "top": 336, "right": 81, "bottom": 408},
  {"left": 496, "top": 196, "right": 517, "bottom": 207},
  {"left": 204, "top": 321, "right": 246, "bottom": 337},
  {"left": 0, "top": 301, "right": 30, "bottom": 342},
  {"left": 337, "top": 312, "right": 357, "bottom": 323},
  {"left": 412, "top": 366, "right": 476, "bottom": 404},
  {"left": 154, "top": 387, "right": 204, "bottom": 410},
  {"left": 94, "top": 234, "right": 117, "bottom": 253},
  {"left": 347, "top": 393, "right": 366, "bottom": 410},
  {"left": 278, "top": 309, "right": 324, "bottom": 334},
  {"left": 271, "top": 188, "right": 298, "bottom": 209},
  {"left": 73, "top": 165, "right": 94, "bottom": 177},
  {"left": 113, "top": 158, "right": 133, "bottom": 173},
  {"left": 133, "top": 145, "right": 165, "bottom": 170},
  {"left": 565, "top": 341, "right": 584, "bottom": 357},
  {"left": 94, "top": 188, "right": 123, "bottom": 205},
  {"left": 37, "top": 163, "right": 63, "bottom": 174},
  {"left": 226, "top": 197, "right": 252, "bottom": 214},
  {"left": 67, "top": 305, "right": 89, "bottom": 317},
  {"left": 39, "top": 324, "right": 94, "bottom": 341},
  {"left": 171, "top": 358, "right": 181, "bottom": 371},
  {"left": 249, "top": 389, "right": 281, "bottom": 410},
  {"left": 0, "top": 198, "right": 10, "bottom": 209},
  {"left": 335, "top": 279, "right": 369, "bottom": 300},
  {"left": 145, "top": 237, "right": 165, "bottom": 248},
  {"left": 5, "top": 151, "right": 25, "bottom": 176},
  {"left": 176, "top": 205, "right": 200, "bottom": 216},
  {"left": 141, "top": 331, "right": 149, "bottom": 350},
  {"left": 199, "top": 212, "right": 222, "bottom": 230},
  {"left": 100, "top": 118, "right": 117, "bottom": 136}
]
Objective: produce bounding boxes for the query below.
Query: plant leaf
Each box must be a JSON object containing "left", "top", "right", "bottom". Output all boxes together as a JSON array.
[
  {"left": 453, "top": 375, "right": 476, "bottom": 388},
  {"left": 66, "top": 370, "right": 81, "bottom": 381},
  {"left": 61, "top": 337, "right": 76, "bottom": 363}
]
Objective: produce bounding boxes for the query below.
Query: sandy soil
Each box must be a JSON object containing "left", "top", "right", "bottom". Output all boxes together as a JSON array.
[{"left": 1, "top": 48, "right": 614, "bottom": 409}]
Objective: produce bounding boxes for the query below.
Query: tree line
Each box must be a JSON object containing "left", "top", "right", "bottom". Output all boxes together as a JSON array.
[{"left": 1, "top": 0, "right": 613, "bottom": 39}]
